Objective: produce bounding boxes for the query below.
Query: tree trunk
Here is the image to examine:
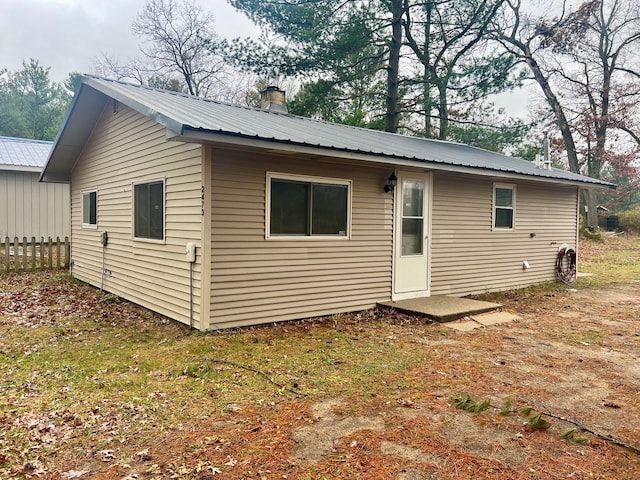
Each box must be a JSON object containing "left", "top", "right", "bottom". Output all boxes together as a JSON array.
[
  {"left": 385, "top": 0, "right": 403, "bottom": 133},
  {"left": 437, "top": 82, "right": 448, "bottom": 140},
  {"left": 423, "top": 3, "right": 432, "bottom": 137},
  {"left": 581, "top": 189, "right": 599, "bottom": 228}
]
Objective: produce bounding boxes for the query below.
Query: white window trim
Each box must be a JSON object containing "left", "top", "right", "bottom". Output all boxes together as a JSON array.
[
  {"left": 492, "top": 183, "right": 516, "bottom": 231},
  {"left": 265, "top": 172, "right": 352, "bottom": 240},
  {"left": 132, "top": 178, "right": 166, "bottom": 244},
  {"left": 81, "top": 189, "right": 98, "bottom": 229}
]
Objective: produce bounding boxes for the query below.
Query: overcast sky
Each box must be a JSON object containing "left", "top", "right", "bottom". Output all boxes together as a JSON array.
[
  {"left": 0, "top": 0, "right": 531, "bottom": 119},
  {"left": 0, "top": 0, "right": 258, "bottom": 82}
]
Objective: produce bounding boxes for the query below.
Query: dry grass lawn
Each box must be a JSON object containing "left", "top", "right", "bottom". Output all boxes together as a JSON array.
[{"left": 1, "top": 235, "right": 639, "bottom": 479}]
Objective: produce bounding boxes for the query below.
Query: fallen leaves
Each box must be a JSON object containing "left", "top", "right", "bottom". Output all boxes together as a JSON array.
[{"left": 2, "top": 252, "right": 640, "bottom": 480}]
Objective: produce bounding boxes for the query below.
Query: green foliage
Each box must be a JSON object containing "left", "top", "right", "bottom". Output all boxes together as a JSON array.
[
  {"left": 520, "top": 405, "right": 551, "bottom": 431},
  {"left": 499, "top": 397, "right": 512, "bottom": 416},
  {"left": 0, "top": 59, "right": 70, "bottom": 140},
  {"left": 526, "top": 413, "right": 550, "bottom": 431},
  {"left": 519, "top": 406, "right": 533, "bottom": 416},
  {"left": 448, "top": 113, "right": 531, "bottom": 154},
  {"left": 617, "top": 208, "right": 640, "bottom": 234},
  {"left": 229, "top": 0, "right": 523, "bottom": 145},
  {"left": 451, "top": 393, "right": 490, "bottom": 413},
  {"left": 228, "top": 0, "right": 395, "bottom": 130},
  {"left": 561, "top": 427, "right": 588, "bottom": 444}
]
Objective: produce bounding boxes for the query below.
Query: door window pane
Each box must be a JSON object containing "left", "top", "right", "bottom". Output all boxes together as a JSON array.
[
  {"left": 402, "top": 218, "right": 423, "bottom": 255},
  {"left": 402, "top": 181, "right": 423, "bottom": 217}
]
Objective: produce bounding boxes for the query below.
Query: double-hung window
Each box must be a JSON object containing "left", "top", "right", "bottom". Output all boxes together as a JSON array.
[
  {"left": 493, "top": 183, "right": 515, "bottom": 230},
  {"left": 267, "top": 173, "right": 350, "bottom": 238},
  {"left": 133, "top": 180, "right": 164, "bottom": 241},
  {"left": 82, "top": 190, "right": 97, "bottom": 227}
]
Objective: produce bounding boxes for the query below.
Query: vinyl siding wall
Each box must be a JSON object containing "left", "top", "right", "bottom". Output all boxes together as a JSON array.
[
  {"left": 70, "top": 103, "right": 205, "bottom": 328},
  {"left": 430, "top": 173, "right": 578, "bottom": 296},
  {"left": 0, "top": 170, "right": 69, "bottom": 239},
  {"left": 209, "top": 149, "right": 393, "bottom": 329}
]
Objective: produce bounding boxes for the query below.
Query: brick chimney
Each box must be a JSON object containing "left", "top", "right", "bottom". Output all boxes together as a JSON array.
[{"left": 260, "top": 86, "right": 288, "bottom": 113}]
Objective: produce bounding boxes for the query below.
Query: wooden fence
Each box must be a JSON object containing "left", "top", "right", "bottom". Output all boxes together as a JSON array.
[{"left": 1, "top": 236, "right": 70, "bottom": 273}]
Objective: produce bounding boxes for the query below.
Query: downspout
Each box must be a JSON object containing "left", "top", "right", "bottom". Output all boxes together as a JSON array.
[
  {"left": 189, "top": 260, "right": 193, "bottom": 329},
  {"left": 186, "top": 242, "right": 196, "bottom": 329}
]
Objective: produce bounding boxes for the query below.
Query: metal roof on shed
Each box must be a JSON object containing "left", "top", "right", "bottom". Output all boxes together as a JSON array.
[
  {"left": 42, "top": 75, "right": 615, "bottom": 189},
  {"left": 0, "top": 136, "right": 52, "bottom": 171}
]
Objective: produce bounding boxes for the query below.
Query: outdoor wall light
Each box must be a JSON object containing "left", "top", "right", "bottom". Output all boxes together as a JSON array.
[{"left": 384, "top": 173, "right": 397, "bottom": 193}]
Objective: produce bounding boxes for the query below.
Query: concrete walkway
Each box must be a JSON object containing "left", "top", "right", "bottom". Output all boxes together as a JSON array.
[{"left": 378, "top": 295, "right": 501, "bottom": 322}]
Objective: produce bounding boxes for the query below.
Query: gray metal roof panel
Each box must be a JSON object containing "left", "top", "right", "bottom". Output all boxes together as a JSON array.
[
  {"left": 0, "top": 136, "right": 52, "bottom": 169},
  {"left": 67, "top": 76, "right": 614, "bottom": 189}
]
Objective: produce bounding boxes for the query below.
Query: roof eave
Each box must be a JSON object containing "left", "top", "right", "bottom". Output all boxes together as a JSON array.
[
  {"left": 82, "top": 76, "right": 186, "bottom": 136},
  {"left": 41, "top": 76, "right": 187, "bottom": 184},
  {"left": 174, "top": 127, "right": 617, "bottom": 190},
  {"left": 1, "top": 165, "right": 42, "bottom": 173}
]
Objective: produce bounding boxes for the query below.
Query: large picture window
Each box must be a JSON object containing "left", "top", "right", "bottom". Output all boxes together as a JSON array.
[
  {"left": 493, "top": 183, "right": 515, "bottom": 230},
  {"left": 134, "top": 180, "right": 164, "bottom": 240},
  {"left": 268, "top": 174, "right": 350, "bottom": 238},
  {"left": 82, "top": 190, "right": 97, "bottom": 227}
]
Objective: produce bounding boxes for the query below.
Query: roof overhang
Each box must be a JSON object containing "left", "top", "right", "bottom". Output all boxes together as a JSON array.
[
  {"left": 41, "top": 75, "right": 617, "bottom": 192},
  {"left": 41, "top": 82, "right": 109, "bottom": 183},
  {"left": 1, "top": 165, "right": 42, "bottom": 173},
  {"left": 170, "top": 127, "right": 617, "bottom": 191}
]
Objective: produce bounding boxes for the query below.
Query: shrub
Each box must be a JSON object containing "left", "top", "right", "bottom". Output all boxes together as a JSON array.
[{"left": 617, "top": 207, "right": 640, "bottom": 234}]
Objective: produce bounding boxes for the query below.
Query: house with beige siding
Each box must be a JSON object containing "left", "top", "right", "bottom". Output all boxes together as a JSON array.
[
  {"left": 0, "top": 136, "right": 69, "bottom": 240},
  {"left": 41, "top": 76, "right": 614, "bottom": 330}
]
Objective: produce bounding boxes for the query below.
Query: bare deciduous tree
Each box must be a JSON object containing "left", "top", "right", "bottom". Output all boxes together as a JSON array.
[
  {"left": 96, "top": 0, "right": 228, "bottom": 98},
  {"left": 492, "top": 0, "right": 640, "bottom": 224},
  {"left": 132, "top": 0, "right": 225, "bottom": 97}
]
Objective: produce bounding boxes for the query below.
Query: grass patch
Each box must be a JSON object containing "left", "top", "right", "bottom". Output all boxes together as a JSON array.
[
  {"left": 2, "top": 238, "right": 640, "bottom": 478},
  {"left": 578, "top": 234, "right": 640, "bottom": 286}
]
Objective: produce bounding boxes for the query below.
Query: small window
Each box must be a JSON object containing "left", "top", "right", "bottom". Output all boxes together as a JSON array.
[
  {"left": 133, "top": 180, "right": 164, "bottom": 240},
  {"left": 82, "top": 190, "right": 97, "bottom": 226},
  {"left": 493, "top": 184, "right": 515, "bottom": 230},
  {"left": 267, "top": 173, "right": 350, "bottom": 238}
]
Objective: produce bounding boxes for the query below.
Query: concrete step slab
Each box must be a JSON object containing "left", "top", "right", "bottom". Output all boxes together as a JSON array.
[
  {"left": 379, "top": 296, "right": 501, "bottom": 322},
  {"left": 471, "top": 311, "right": 521, "bottom": 326},
  {"left": 444, "top": 320, "right": 483, "bottom": 332}
]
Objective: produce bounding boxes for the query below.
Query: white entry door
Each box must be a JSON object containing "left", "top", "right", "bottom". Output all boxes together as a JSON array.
[{"left": 393, "top": 172, "right": 431, "bottom": 300}]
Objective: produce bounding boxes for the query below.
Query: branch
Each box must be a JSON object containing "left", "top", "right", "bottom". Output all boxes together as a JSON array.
[
  {"left": 609, "top": 122, "right": 640, "bottom": 147},
  {"left": 205, "top": 358, "right": 307, "bottom": 397},
  {"left": 513, "top": 397, "right": 640, "bottom": 455}
]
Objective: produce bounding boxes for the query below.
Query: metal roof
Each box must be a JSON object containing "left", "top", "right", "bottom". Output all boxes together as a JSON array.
[
  {"left": 42, "top": 75, "right": 615, "bottom": 189},
  {"left": 0, "top": 136, "right": 53, "bottom": 172}
]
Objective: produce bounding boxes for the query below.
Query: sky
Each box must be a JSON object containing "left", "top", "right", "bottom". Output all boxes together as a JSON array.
[
  {"left": 0, "top": 0, "right": 258, "bottom": 82},
  {"left": 0, "top": 0, "right": 531, "bottom": 119}
]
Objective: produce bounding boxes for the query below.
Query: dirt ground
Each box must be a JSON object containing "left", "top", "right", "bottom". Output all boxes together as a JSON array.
[
  {"left": 279, "top": 283, "right": 640, "bottom": 479},
  {"left": 1, "top": 271, "right": 640, "bottom": 479},
  {"left": 88, "top": 285, "right": 640, "bottom": 478}
]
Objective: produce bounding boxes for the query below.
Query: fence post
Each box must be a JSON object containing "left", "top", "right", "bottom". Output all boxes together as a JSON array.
[
  {"left": 22, "top": 237, "right": 27, "bottom": 271},
  {"left": 13, "top": 237, "right": 18, "bottom": 273},
  {"left": 31, "top": 237, "right": 36, "bottom": 271},
  {"left": 47, "top": 237, "right": 53, "bottom": 269},
  {"left": 3, "top": 237, "right": 8, "bottom": 273},
  {"left": 55, "top": 237, "right": 61, "bottom": 269},
  {"left": 39, "top": 237, "right": 45, "bottom": 270},
  {"left": 64, "top": 236, "right": 70, "bottom": 269}
]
